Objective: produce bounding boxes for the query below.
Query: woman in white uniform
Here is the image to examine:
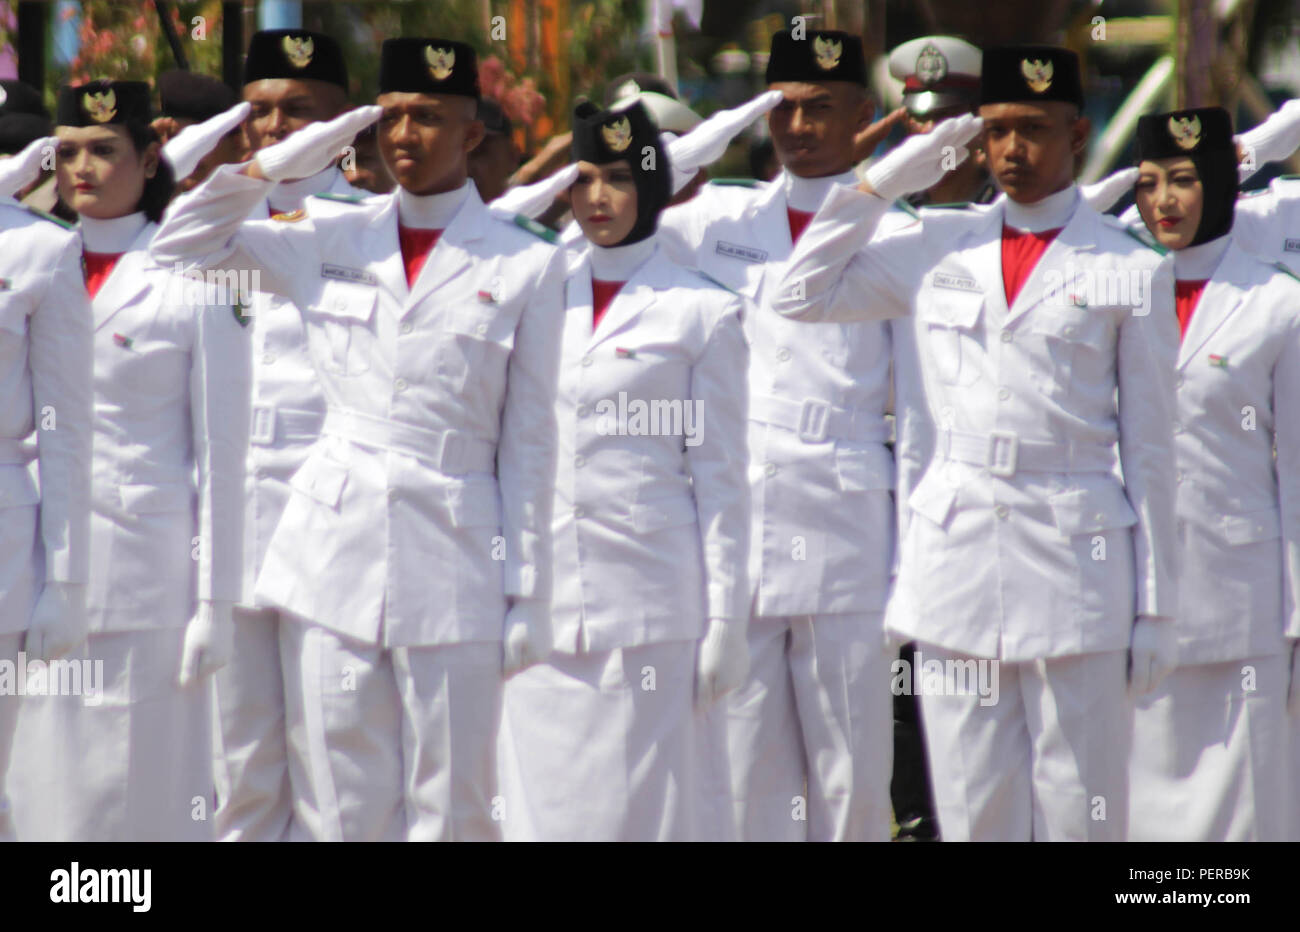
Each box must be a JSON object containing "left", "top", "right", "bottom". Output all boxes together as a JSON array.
[
  {"left": 1126, "top": 107, "right": 1300, "bottom": 841},
  {"left": 9, "top": 81, "right": 250, "bottom": 841},
  {"left": 496, "top": 100, "right": 751, "bottom": 841}
]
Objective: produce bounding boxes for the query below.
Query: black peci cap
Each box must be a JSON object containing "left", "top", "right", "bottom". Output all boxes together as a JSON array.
[
  {"left": 765, "top": 29, "right": 867, "bottom": 87},
  {"left": 159, "top": 70, "right": 238, "bottom": 123},
  {"left": 1135, "top": 106, "right": 1234, "bottom": 161},
  {"left": 379, "top": 38, "right": 480, "bottom": 99},
  {"left": 979, "top": 45, "right": 1084, "bottom": 110},
  {"left": 56, "top": 80, "right": 152, "bottom": 127},
  {"left": 243, "top": 29, "right": 347, "bottom": 89}
]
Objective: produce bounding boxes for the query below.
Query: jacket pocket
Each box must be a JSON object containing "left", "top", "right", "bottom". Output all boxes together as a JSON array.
[
  {"left": 1215, "top": 507, "right": 1282, "bottom": 546},
  {"left": 288, "top": 455, "right": 348, "bottom": 510},
  {"left": 630, "top": 495, "right": 698, "bottom": 534},
  {"left": 0, "top": 292, "right": 28, "bottom": 338},
  {"left": 309, "top": 283, "right": 376, "bottom": 378},
  {"left": 1048, "top": 483, "right": 1138, "bottom": 538},
  {"left": 922, "top": 288, "right": 982, "bottom": 386},
  {"left": 835, "top": 444, "right": 895, "bottom": 492},
  {"left": 118, "top": 480, "right": 193, "bottom": 514},
  {"left": 907, "top": 469, "right": 958, "bottom": 528}
]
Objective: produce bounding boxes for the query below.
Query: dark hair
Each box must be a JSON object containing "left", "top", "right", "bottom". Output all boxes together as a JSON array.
[{"left": 124, "top": 120, "right": 175, "bottom": 223}]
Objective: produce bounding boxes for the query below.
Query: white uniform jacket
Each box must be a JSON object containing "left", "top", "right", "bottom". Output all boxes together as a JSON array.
[
  {"left": 658, "top": 177, "right": 904, "bottom": 618},
  {"left": 86, "top": 222, "right": 251, "bottom": 630},
  {"left": 552, "top": 241, "right": 750, "bottom": 651},
  {"left": 238, "top": 169, "right": 364, "bottom": 605},
  {"left": 1233, "top": 175, "right": 1300, "bottom": 272},
  {"left": 1169, "top": 239, "right": 1300, "bottom": 660},
  {"left": 150, "top": 168, "right": 566, "bottom": 647},
  {"left": 771, "top": 186, "right": 1179, "bottom": 660},
  {"left": 0, "top": 202, "right": 92, "bottom": 633}
]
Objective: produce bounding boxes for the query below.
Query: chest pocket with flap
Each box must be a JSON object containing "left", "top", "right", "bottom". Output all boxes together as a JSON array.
[
  {"left": 308, "top": 282, "right": 377, "bottom": 378},
  {"left": 922, "top": 286, "right": 983, "bottom": 387}
]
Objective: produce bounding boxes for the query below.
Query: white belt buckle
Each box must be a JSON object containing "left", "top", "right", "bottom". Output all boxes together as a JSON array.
[
  {"left": 986, "top": 430, "right": 1018, "bottom": 477},
  {"left": 797, "top": 398, "right": 830, "bottom": 443},
  {"left": 250, "top": 405, "right": 276, "bottom": 446}
]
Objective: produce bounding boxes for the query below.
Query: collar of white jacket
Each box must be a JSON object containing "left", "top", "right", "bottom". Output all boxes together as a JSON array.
[
  {"left": 398, "top": 179, "right": 472, "bottom": 230},
  {"left": 588, "top": 234, "right": 655, "bottom": 282},
  {"left": 783, "top": 168, "right": 859, "bottom": 212},
  {"left": 1173, "top": 232, "right": 1230, "bottom": 281},
  {"left": 1003, "top": 183, "right": 1079, "bottom": 232},
  {"left": 80, "top": 210, "right": 148, "bottom": 252}
]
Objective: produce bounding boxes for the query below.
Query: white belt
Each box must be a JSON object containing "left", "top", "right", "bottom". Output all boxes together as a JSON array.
[
  {"left": 0, "top": 437, "right": 34, "bottom": 465},
  {"left": 939, "top": 428, "right": 1115, "bottom": 477},
  {"left": 249, "top": 405, "right": 325, "bottom": 446},
  {"left": 749, "top": 394, "right": 889, "bottom": 444},
  {"left": 321, "top": 408, "right": 496, "bottom": 475}
]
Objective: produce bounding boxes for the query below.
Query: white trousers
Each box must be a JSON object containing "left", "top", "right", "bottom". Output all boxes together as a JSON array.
[
  {"left": 8, "top": 629, "right": 214, "bottom": 841},
  {"left": 210, "top": 606, "right": 292, "bottom": 841},
  {"left": 1130, "top": 655, "right": 1290, "bottom": 841},
  {"left": 496, "top": 639, "right": 732, "bottom": 841},
  {"left": 917, "top": 644, "right": 1132, "bottom": 842},
  {"left": 279, "top": 620, "right": 502, "bottom": 842},
  {"left": 0, "top": 633, "right": 22, "bottom": 841},
  {"left": 725, "top": 612, "right": 893, "bottom": 841}
]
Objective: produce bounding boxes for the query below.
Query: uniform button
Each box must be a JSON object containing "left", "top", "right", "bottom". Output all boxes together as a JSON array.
[
  {"left": 387, "top": 489, "right": 397, "bottom": 501},
  {"left": 394, "top": 378, "right": 408, "bottom": 392},
  {"left": 1175, "top": 469, "right": 1185, "bottom": 483},
  {"left": 255, "top": 468, "right": 267, "bottom": 479},
  {"left": 1094, "top": 512, "right": 1105, "bottom": 526},
  {"left": 476, "top": 323, "right": 488, "bottom": 336},
  {"left": 1000, "top": 330, "right": 1013, "bottom": 343},
  {"left": 764, "top": 463, "right": 778, "bottom": 477},
  {"left": 941, "top": 406, "right": 954, "bottom": 421},
  {"left": 575, "top": 404, "right": 589, "bottom": 418},
  {"left": 574, "top": 506, "right": 585, "bottom": 518},
  {"left": 1173, "top": 421, "right": 1184, "bottom": 434},
  {"left": 997, "top": 387, "right": 1011, "bottom": 401},
  {"left": 995, "top": 504, "right": 1009, "bottom": 519},
  {"left": 582, "top": 356, "right": 593, "bottom": 367},
  {"left": 262, "top": 353, "right": 275, "bottom": 365},
  {"left": 400, "top": 322, "right": 413, "bottom": 335},
  {"left": 332, "top": 299, "right": 346, "bottom": 311},
  {"left": 1063, "top": 326, "right": 1076, "bottom": 337},
  {"left": 776, "top": 347, "right": 791, "bottom": 362},
  {"left": 574, "top": 455, "right": 586, "bottom": 468}
]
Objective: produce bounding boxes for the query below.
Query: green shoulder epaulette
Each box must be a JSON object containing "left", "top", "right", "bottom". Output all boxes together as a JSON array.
[
  {"left": 1121, "top": 223, "right": 1168, "bottom": 255},
  {"left": 694, "top": 269, "right": 737, "bottom": 295},
  {"left": 513, "top": 213, "right": 558, "bottom": 243},
  {"left": 1273, "top": 260, "right": 1300, "bottom": 283},
  {"left": 23, "top": 205, "right": 75, "bottom": 229},
  {"left": 1238, "top": 187, "right": 1270, "bottom": 198},
  {"left": 1276, "top": 174, "right": 1300, "bottom": 181},
  {"left": 923, "top": 201, "right": 974, "bottom": 210},
  {"left": 708, "top": 178, "right": 761, "bottom": 188},
  {"left": 311, "top": 192, "right": 365, "bottom": 204},
  {"left": 892, "top": 198, "right": 920, "bottom": 219}
]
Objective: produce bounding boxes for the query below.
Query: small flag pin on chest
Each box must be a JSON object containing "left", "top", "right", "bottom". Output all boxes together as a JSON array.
[
  {"left": 112, "top": 333, "right": 133, "bottom": 349},
  {"left": 477, "top": 289, "right": 497, "bottom": 303},
  {"left": 615, "top": 347, "right": 636, "bottom": 358},
  {"left": 1208, "top": 353, "right": 1228, "bottom": 368}
]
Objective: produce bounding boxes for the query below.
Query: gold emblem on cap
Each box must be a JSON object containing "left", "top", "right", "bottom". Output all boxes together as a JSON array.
[
  {"left": 813, "top": 36, "right": 843, "bottom": 71},
  {"left": 282, "top": 35, "right": 314, "bottom": 69},
  {"left": 601, "top": 116, "right": 632, "bottom": 153},
  {"left": 1168, "top": 114, "right": 1203, "bottom": 151},
  {"left": 426, "top": 46, "right": 456, "bottom": 81},
  {"left": 1021, "top": 58, "right": 1054, "bottom": 94},
  {"left": 83, "top": 89, "right": 117, "bottom": 123},
  {"left": 916, "top": 44, "right": 947, "bottom": 87}
]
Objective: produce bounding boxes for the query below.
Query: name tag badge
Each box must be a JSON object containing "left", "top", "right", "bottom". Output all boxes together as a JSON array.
[
  {"left": 715, "top": 240, "right": 768, "bottom": 264},
  {"left": 1284, "top": 239, "right": 1300, "bottom": 253},
  {"left": 320, "top": 263, "right": 378, "bottom": 286},
  {"left": 931, "top": 271, "right": 981, "bottom": 293}
]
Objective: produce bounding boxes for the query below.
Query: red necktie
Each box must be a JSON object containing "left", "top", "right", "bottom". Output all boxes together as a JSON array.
[
  {"left": 787, "top": 207, "right": 814, "bottom": 245},
  {"left": 398, "top": 225, "right": 442, "bottom": 287},
  {"left": 591, "top": 279, "right": 625, "bottom": 331},
  {"left": 1175, "top": 279, "right": 1209, "bottom": 339},
  {"left": 1001, "top": 225, "right": 1062, "bottom": 305},
  {"left": 83, "top": 251, "right": 123, "bottom": 298}
]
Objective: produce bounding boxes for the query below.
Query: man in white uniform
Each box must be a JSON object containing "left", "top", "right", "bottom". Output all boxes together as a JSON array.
[
  {"left": 0, "top": 196, "right": 93, "bottom": 841},
  {"left": 770, "top": 46, "right": 1180, "bottom": 841},
  {"left": 150, "top": 38, "right": 565, "bottom": 841},
  {"left": 205, "top": 29, "right": 371, "bottom": 842},
  {"left": 657, "top": 29, "right": 905, "bottom": 841}
]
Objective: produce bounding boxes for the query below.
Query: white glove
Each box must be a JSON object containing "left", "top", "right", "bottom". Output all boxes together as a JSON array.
[
  {"left": 178, "top": 598, "right": 234, "bottom": 687},
  {"left": 695, "top": 617, "right": 749, "bottom": 706},
  {"left": 665, "top": 89, "right": 784, "bottom": 194},
  {"left": 23, "top": 581, "right": 88, "bottom": 661},
  {"left": 1081, "top": 167, "right": 1138, "bottom": 213},
  {"left": 162, "top": 101, "right": 250, "bottom": 181},
  {"left": 489, "top": 163, "right": 579, "bottom": 219},
  {"left": 0, "top": 135, "right": 55, "bottom": 198},
  {"left": 256, "top": 105, "right": 383, "bottom": 183},
  {"left": 502, "top": 598, "right": 551, "bottom": 675},
  {"left": 1236, "top": 99, "right": 1300, "bottom": 182},
  {"left": 1128, "top": 614, "right": 1177, "bottom": 696},
  {"left": 865, "top": 113, "right": 982, "bottom": 201},
  {"left": 1287, "top": 639, "right": 1300, "bottom": 716}
]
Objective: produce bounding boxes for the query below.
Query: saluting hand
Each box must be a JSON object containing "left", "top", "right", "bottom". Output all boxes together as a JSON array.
[
  {"left": 162, "top": 101, "right": 252, "bottom": 182},
  {"left": 0, "top": 135, "right": 55, "bottom": 199},
  {"left": 248, "top": 105, "right": 383, "bottom": 184},
  {"left": 859, "top": 112, "right": 983, "bottom": 201}
]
